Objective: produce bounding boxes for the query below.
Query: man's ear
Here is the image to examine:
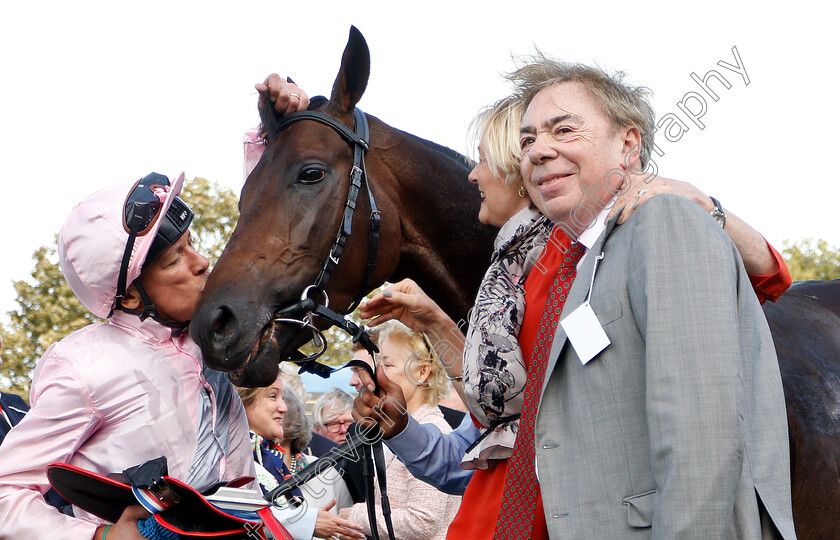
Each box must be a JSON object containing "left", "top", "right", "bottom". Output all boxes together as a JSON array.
[
  {"left": 119, "top": 284, "right": 141, "bottom": 311},
  {"left": 621, "top": 126, "right": 643, "bottom": 170}
]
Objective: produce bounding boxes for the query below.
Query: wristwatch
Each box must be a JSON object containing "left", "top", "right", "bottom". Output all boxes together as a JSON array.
[{"left": 709, "top": 196, "right": 726, "bottom": 229}]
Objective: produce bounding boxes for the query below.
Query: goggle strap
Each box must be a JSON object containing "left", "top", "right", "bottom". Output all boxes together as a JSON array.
[
  {"left": 133, "top": 281, "right": 157, "bottom": 320},
  {"left": 115, "top": 229, "right": 138, "bottom": 304}
]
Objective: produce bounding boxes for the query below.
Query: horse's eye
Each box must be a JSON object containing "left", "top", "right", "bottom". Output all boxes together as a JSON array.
[{"left": 299, "top": 167, "right": 326, "bottom": 184}]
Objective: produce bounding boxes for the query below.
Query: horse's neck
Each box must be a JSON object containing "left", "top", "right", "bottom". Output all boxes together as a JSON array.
[{"left": 376, "top": 125, "right": 497, "bottom": 323}]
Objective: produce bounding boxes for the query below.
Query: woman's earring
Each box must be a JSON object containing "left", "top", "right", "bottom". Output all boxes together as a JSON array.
[{"left": 518, "top": 184, "right": 527, "bottom": 198}]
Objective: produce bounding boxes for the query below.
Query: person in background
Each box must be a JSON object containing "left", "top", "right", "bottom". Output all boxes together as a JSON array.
[
  {"left": 349, "top": 333, "right": 465, "bottom": 430},
  {"left": 0, "top": 337, "right": 28, "bottom": 447},
  {"left": 237, "top": 375, "right": 363, "bottom": 540},
  {"left": 311, "top": 388, "right": 355, "bottom": 445},
  {"left": 279, "top": 387, "right": 354, "bottom": 512},
  {"left": 277, "top": 363, "right": 337, "bottom": 458},
  {"left": 340, "top": 320, "right": 461, "bottom": 540}
]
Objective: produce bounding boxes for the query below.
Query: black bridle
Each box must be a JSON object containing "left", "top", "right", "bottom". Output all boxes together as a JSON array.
[
  {"left": 272, "top": 106, "right": 381, "bottom": 315},
  {"left": 268, "top": 106, "right": 383, "bottom": 373},
  {"left": 266, "top": 107, "right": 394, "bottom": 540}
]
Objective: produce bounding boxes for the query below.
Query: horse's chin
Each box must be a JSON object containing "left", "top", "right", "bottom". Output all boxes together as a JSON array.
[
  {"left": 228, "top": 350, "right": 280, "bottom": 387},
  {"left": 227, "top": 321, "right": 300, "bottom": 387}
]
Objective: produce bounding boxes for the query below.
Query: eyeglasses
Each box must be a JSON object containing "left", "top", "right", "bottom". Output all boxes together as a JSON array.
[
  {"left": 114, "top": 173, "right": 171, "bottom": 307},
  {"left": 323, "top": 419, "right": 353, "bottom": 433}
]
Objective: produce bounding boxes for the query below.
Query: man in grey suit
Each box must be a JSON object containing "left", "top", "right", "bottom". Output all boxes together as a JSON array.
[{"left": 512, "top": 57, "right": 795, "bottom": 538}]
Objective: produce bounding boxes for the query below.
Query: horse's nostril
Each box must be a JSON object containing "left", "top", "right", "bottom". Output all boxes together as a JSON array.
[{"left": 209, "top": 305, "right": 239, "bottom": 355}]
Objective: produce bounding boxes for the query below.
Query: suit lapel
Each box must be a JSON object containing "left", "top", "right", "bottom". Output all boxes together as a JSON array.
[{"left": 541, "top": 214, "right": 621, "bottom": 398}]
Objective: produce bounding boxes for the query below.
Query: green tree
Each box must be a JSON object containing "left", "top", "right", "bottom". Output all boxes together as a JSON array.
[
  {"left": 782, "top": 238, "right": 840, "bottom": 282},
  {"left": 0, "top": 177, "right": 240, "bottom": 398}
]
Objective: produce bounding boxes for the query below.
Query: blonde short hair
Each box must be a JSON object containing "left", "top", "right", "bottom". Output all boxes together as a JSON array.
[
  {"left": 377, "top": 320, "right": 450, "bottom": 406},
  {"left": 467, "top": 95, "right": 525, "bottom": 186}
]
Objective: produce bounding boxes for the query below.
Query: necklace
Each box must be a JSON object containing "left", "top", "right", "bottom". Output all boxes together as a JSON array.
[{"left": 289, "top": 453, "right": 298, "bottom": 474}]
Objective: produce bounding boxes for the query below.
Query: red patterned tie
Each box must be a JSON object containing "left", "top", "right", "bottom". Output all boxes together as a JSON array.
[{"left": 494, "top": 240, "right": 585, "bottom": 539}]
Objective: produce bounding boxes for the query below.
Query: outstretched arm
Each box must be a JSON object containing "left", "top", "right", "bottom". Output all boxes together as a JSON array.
[
  {"left": 360, "top": 279, "right": 468, "bottom": 404},
  {"left": 352, "top": 366, "right": 476, "bottom": 495}
]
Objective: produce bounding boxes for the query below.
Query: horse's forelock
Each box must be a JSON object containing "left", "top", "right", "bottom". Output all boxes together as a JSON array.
[{"left": 259, "top": 95, "right": 331, "bottom": 144}]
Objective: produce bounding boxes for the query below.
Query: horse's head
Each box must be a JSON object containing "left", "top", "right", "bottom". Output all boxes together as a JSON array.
[{"left": 191, "top": 27, "right": 400, "bottom": 386}]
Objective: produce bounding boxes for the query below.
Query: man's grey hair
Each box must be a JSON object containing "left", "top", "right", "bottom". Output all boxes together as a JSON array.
[
  {"left": 311, "top": 387, "right": 354, "bottom": 428},
  {"left": 507, "top": 51, "right": 656, "bottom": 169}
]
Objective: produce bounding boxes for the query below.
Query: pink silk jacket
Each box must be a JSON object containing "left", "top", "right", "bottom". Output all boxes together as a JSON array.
[{"left": 0, "top": 311, "right": 255, "bottom": 539}]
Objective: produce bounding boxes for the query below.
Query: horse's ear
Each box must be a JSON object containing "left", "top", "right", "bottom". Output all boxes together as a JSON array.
[
  {"left": 329, "top": 26, "right": 370, "bottom": 114},
  {"left": 258, "top": 86, "right": 279, "bottom": 141}
]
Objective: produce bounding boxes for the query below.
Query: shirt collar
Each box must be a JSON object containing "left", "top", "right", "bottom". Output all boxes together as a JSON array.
[
  {"left": 109, "top": 310, "right": 180, "bottom": 344},
  {"left": 576, "top": 196, "right": 617, "bottom": 251}
]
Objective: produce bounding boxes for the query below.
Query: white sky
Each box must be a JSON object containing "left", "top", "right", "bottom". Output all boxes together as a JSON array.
[{"left": 1, "top": 0, "right": 837, "bottom": 320}]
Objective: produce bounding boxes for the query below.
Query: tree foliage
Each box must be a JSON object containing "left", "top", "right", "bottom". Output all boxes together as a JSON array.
[
  {"left": 782, "top": 238, "right": 840, "bottom": 282},
  {"left": 0, "top": 176, "right": 369, "bottom": 399}
]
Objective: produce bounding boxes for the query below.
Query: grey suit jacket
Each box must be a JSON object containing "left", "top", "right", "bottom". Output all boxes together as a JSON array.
[{"left": 534, "top": 195, "right": 795, "bottom": 539}]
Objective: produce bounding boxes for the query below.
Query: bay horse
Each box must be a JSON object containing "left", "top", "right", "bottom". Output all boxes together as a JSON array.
[
  {"left": 190, "top": 26, "right": 496, "bottom": 386},
  {"left": 191, "top": 27, "right": 840, "bottom": 539}
]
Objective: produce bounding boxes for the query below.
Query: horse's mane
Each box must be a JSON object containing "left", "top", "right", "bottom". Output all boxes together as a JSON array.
[{"left": 401, "top": 130, "right": 475, "bottom": 173}]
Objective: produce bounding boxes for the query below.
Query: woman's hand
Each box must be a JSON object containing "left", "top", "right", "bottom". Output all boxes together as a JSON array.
[
  {"left": 256, "top": 73, "right": 310, "bottom": 115},
  {"left": 609, "top": 173, "right": 780, "bottom": 276},
  {"left": 313, "top": 500, "right": 365, "bottom": 539},
  {"left": 609, "top": 174, "right": 712, "bottom": 225},
  {"left": 360, "top": 278, "right": 452, "bottom": 333}
]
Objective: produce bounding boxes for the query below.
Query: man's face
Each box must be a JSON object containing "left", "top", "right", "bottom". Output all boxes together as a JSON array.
[
  {"left": 520, "top": 82, "right": 634, "bottom": 232},
  {"left": 315, "top": 406, "right": 354, "bottom": 444},
  {"left": 140, "top": 231, "right": 210, "bottom": 323},
  {"left": 349, "top": 348, "right": 374, "bottom": 394}
]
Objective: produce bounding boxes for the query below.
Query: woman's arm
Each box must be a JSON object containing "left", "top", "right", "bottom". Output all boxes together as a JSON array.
[
  {"left": 611, "top": 174, "right": 791, "bottom": 301},
  {"left": 360, "top": 279, "right": 468, "bottom": 405}
]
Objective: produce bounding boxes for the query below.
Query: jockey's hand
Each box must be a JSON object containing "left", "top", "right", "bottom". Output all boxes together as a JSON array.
[
  {"left": 352, "top": 365, "right": 410, "bottom": 440},
  {"left": 256, "top": 73, "right": 310, "bottom": 116},
  {"left": 94, "top": 505, "right": 149, "bottom": 539},
  {"left": 360, "top": 278, "right": 451, "bottom": 333}
]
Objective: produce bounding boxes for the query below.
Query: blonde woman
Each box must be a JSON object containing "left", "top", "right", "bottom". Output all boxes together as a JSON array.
[{"left": 340, "top": 320, "right": 461, "bottom": 540}]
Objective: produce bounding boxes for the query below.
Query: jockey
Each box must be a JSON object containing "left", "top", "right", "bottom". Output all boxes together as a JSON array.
[
  {"left": 0, "top": 168, "right": 361, "bottom": 540},
  {"left": 0, "top": 173, "right": 257, "bottom": 539}
]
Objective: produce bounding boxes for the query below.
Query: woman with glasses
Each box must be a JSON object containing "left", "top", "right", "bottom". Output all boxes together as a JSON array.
[{"left": 338, "top": 320, "right": 461, "bottom": 540}]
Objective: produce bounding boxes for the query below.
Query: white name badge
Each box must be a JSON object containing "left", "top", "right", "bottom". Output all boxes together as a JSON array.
[{"left": 560, "top": 301, "right": 610, "bottom": 364}]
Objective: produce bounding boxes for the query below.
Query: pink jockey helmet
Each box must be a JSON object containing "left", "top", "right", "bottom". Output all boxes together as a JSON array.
[{"left": 58, "top": 173, "right": 188, "bottom": 319}]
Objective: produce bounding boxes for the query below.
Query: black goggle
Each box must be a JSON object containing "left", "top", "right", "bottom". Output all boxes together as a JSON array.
[{"left": 113, "top": 173, "right": 171, "bottom": 308}]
